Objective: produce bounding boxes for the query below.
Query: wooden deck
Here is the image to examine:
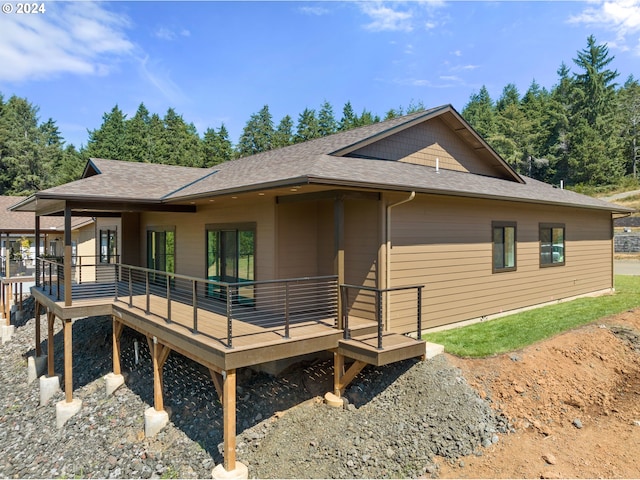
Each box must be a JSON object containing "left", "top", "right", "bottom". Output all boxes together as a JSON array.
[{"left": 30, "top": 284, "right": 381, "bottom": 371}]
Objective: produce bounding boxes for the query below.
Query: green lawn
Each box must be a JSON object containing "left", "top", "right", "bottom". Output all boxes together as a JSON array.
[{"left": 423, "top": 275, "right": 640, "bottom": 358}]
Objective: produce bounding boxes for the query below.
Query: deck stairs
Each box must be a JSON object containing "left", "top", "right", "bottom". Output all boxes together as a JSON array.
[{"left": 338, "top": 331, "right": 426, "bottom": 366}]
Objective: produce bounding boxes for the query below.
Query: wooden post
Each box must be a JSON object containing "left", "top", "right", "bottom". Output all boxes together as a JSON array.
[
  {"left": 3, "top": 283, "right": 9, "bottom": 326},
  {"left": 333, "top": 352, "right": 344, "bottom": 397},
  {"left": 64, "top": 205, "right": 72, "bottom": 307},
  {"left": 63, "top": 319, "right": 73, "bottom": 403},
  {"left": 35, "top": 302, "right": 42, "bottom": 357},
  {"left": 334, "top": 197, "right": 345, "bottom": 329},
  {"left": 112, "top": 317, "right": 124, "bottom": 376},
  {"left": 47, "top": 311, "right": 55, "bottom": 377},
  {"left": 35, "top": 215, "right": 40, "bottom": 287},
  {"left": 222, "top": 369, "right": 237, "bottom": 472},
  {"left": 147, "top": 336, "right": 171, "bottom": 412}
]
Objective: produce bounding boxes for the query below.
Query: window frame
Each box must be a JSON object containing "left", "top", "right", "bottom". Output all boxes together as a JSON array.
[
  {"left": 539, "top": 223, "right": 565, "bottom": 267},
  {"left": 492, "top": 221, "right": 517, "bottom": 273},
  {"left": 99, "top": 228, "right": 117, "bottom": 264}
]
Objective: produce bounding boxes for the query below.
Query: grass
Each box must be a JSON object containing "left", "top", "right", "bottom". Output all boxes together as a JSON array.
[{"left": 423, "top": 275, "right": 640, "bottom": 358}]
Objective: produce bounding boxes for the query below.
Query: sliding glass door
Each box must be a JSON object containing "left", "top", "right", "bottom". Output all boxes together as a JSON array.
[
  {"left": 206, "top": 224, "right": 255, "bottom": 304},
  {"left": 147, "top": 229, "right": 175, "bottom": 285}
]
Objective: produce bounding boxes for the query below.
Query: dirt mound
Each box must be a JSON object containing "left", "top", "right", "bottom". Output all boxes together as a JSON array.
[{"left": 437, "top": 310, "right": 640, "bottom": 479}]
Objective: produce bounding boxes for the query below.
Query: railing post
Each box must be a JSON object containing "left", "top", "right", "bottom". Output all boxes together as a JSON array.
[
  {"left": 284, "top": 282, "right": 290, "bottom": 339},
  {"left": 56, "top": 264, "right": 61, "bottom": 301},
  {"left": 417, "top": 286, "right": 423, "bottom": 339},
  {"left": 166, "top": 275, "right": 172, "bottom": 323},
  {"left": 128, "top": 267, "right": 133, "bottom": 308},
  {"left": 114, "top": 264, "right": 119, "bottom": 301},
  {"left": 193, "top": 280, "right": 198, "bottom": 334},
  {"left": 48, "top": 262, "right": 52, "bottom": 295},
  {"left": 78, "top": 255, "right": 82, "bottom": 284},
  {"left": 341, "top": 285, "right": 350, "bottom": 340},
  {"left": 145, "top": 270, "right": 150, "bottom": 314},
  {"left": 226, "top": 285, "right": 233, "bottom": 349},
  {"left": 376, "top": 289, "right": 383, "bottom": 350}
]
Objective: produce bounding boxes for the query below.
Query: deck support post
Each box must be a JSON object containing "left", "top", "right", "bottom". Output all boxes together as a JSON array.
[
  {"left": 325, "top": 352, "right": 367, "bottom": 408},
  {"left": 55, "top": 318, "right": 82, "bottom": 428},
  {"left": 144, "top": 335, "right": 170, "bottom": 437},
  {"left": 105, "top": 317, "right": 125, "bottom": 396},
  {"left": 334, "top": 197, "right": 345, "bottom": 329},
  {"left": 63, "top": 205, "right": 72, "bottom": 307},
  {"left": 27, "top": 302, "right": 47, "bottom": 384},
  {"left": 212, "top": 368, "right": 248, "bottom": 480}
]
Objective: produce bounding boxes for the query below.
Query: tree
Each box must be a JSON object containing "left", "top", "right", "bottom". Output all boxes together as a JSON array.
[
  {"left": 318, "top": 101, "right": 338, "bottom": 136},
  {"left": 462, "top": 86, "right": 496, "bottom": 139},
  {"left": 618, "top": 76, "right": 640, "bottom": 177},
  {"left": 202, "top": 124, "right": 233, "bottom": 166},
  {"left": 85, "top": 105, "right": 127, "bottom": 160},
  {"left": 273, "top": 115, "right": 294, "bottom": 148},
  {"left": 339, "top": 101, "right": 358, "bottom": 131},
  {"left": 124, "top": 103, "right": 151, "bottom": 163},
  {"left": 236, "top": 105, "right": 274, "bottom": 157},
  {"left": 295, "top": 108, "right": 320, "bottom": 143},
  {"left": 159, "top": 108, "right": 202, "bottom": 166}
]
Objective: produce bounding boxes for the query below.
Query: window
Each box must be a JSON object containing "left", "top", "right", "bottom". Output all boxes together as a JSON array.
[
  {"left": 206, "top": 223, "right": 255, "bottom": 304},
  {"left": 540, "top": 224, "right": 565, "bottom": 267},
  {"left": 99, "top": 229, "right": 117, "bottom": 263},
  {"left": 492, "top": 222, "right": 517, "bottom": 272}
]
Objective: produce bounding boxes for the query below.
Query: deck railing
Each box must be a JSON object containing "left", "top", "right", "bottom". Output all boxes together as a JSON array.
[
  {"left": 115, "top": 264, "right": 338, "bottom": 349},
  {"left": 37, "top": 256, "right": 120, "bottom": 300},
  {"left": 340, "top": 283, "right": 424, "bottom": 349}
]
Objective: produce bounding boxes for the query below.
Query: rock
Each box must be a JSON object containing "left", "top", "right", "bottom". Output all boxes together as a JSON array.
[
  {"left": 572, "top": 418, "right": 583, "bottom": 429},
  {"left": 514, "top": 384, "right": 525, "bottom": 394},
  {"left": 541, "top": 470, "right": 563, "bottom": 479},
  {"left": 542, "top": 453, "right": 557, "bottom": 465}
]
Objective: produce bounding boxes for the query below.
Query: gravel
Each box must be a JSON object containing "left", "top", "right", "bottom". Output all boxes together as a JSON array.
[{"left": 0, "top": 297, "right": 510, "bottom": 479}]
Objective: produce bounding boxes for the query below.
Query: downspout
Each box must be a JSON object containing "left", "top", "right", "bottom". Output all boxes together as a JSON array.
[{"left": 384, "top": 191, "right": 416, "bottom": 330}]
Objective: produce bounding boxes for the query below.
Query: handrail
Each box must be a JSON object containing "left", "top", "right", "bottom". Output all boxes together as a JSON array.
[
  {"left": 114, "top": 263, "right": 338, "bottom": 349},
  {"left": 340, "top": 283, "right": 424, "bottom": 349}
]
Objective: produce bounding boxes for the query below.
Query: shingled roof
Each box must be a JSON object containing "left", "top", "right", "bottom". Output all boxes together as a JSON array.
[{"left": 10, "top": 105, "right": 634, "bottom": 215}]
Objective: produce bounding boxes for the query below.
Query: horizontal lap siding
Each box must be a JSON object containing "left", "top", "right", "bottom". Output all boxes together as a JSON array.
[
  {"left": 140, "top": 197, "right": 276, "bottom": 281},
  {"left": 389, "top": 195, "right": 613, "bottom": 332}
]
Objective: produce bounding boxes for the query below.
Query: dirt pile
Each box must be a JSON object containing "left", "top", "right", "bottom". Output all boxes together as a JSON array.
[{"left": 438, "top": 310, "right": 640, "bottom": 478}]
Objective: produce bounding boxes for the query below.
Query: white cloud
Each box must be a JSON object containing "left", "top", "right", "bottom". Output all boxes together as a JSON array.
[
  {"left": 299, "top": 5, "right": 330, "bottom": 16},
  {"left": 568, "top": 0, "right": 640, "bottom": 53},
  {"left": 361, "top": 2, "right": 414, "bottom": 32},
  {"left": 0, "top": 2, "right": 134, "bottom": 82},
  {"left": 154, "top": 26, "right": 192, "bottom": 41}
]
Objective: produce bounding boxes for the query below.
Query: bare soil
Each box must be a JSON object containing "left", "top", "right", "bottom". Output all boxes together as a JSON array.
[{"left": 436, "top": 309, "right": 640, "bottom": 479}]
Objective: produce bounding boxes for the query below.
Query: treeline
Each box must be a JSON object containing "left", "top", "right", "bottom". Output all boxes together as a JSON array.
[
  {"left": 0, "top": 95, "right": 84, "bottom": 195},
  {"left": 1, "top": 36, "right": 638, "bottom": 196},
  {"left": 462, "top": 35, "right": 640, "bottom": 187}
]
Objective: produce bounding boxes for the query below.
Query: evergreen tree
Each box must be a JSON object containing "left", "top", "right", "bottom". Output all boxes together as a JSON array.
[
  {"left": 618, "top": 76, "right": 640, "bottom": 177},
  {"left": 85, "top": 105, "right": 127, "bottom": 160},
  {"left": 159, "top": 108, "right": 202, "bottom": 166},
  {"left": 202, "top": 124, "right": 233, "bottom": 166},
  {"left": 318, "top": 101, "right": 338, "bottom": 136},
  {"left": 462, "top": 86, "right": 496, "bottom": 139},
  {"left": 273, "top": 115, "right": 294, "bottom": 148},
  {"left": 236, "top": 105, "right": 274, "bottom": 157},
  {"left": 339, "top": 101, "right": 358, "bottom": 131},
  {"left": 356, "top": 109, "right": 380, "bottom": 127},
  {"left": 124, "top": 103, "right": 151, "bottom": 162},
  {"left": 295, "top": 108, "right": 320, "bottom": 143}
]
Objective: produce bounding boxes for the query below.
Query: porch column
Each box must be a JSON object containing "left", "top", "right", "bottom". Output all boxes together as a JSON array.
[
  {"left": 334, "top": 197, "right": 345, "bottom": 329},
  {"left": 56, "top": 317, "right": 82, "bottom": 428},
  {"left": 64, "top": 205, "right": 72, "bottom": 306},
  {"left": 105, "top": 316, "right": 125, "bottom": 396},
  {"left": 35, "top": 215, "right": 40, "bottom": 287},
  {"left": 212, "top": 368, "right": 248, "bottom": 479},
  {"left": 144, "top": 336, "right": 170, "bottom": 437}
]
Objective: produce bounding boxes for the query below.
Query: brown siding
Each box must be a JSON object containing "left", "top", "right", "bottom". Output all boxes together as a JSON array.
[
  {"left": 344, "top": 199, "right": 379, "bottom": 321},
  {"left": 350, "top": 117, "right": 499, "bottom": 177},
  {"left": 140, "top": 196, "right": 276, "bottom": 280},
  {"left": 388, "top": 194, "right": 613, "bottom": 333}
]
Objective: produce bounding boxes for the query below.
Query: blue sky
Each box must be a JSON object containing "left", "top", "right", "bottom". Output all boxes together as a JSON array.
[{"left": 1, "top": 1, "right": 639, "bottom": 149}]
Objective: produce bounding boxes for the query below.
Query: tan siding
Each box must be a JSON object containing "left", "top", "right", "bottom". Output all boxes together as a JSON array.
[
  {"left": 388, "top": 194, "right": 613, "bottom": 333},
  {"left": 140, "top": 197, "right": 276, "bottom": 280},
  {"left": 277, "top": 201, "right": 319, "bottom": 279},
  {"left": 351, "top": 117, "right": 498, "bottom": 177},
  {"left": 344, "top": 199, "right": 379, "bottom": 321}
]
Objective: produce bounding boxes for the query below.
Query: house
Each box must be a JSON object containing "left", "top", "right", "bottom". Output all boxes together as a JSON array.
[{"left": 10, "top": 105, "right": 632, "bottom": 478}]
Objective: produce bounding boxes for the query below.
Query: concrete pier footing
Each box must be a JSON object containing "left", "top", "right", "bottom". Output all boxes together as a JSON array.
[
  {"left": 104, "top": 373, "right": 125, "bottom": 396},
  {"left": 1, "top": 325, "right": 15, "bottom": 343},
  {"left": 425, "top": 342, "right": 445, "bottom": 359},
  {"left": 144, "top": 407, "right": 169, "bottom": 438},
  {"left": 39, "top": 374, "right": 61, "bottom": 406},
  {"left": 323, "top": 392, "right": 347, "bottom": 408},
  {"left": 211, "top": 462, "right": 249, "bottom": 480},
  {"left": 56, "top": 398, "right": 82, "bottom": 428},
  {"left": 27, "top": 356, "right": 47, "bottom": 384}
]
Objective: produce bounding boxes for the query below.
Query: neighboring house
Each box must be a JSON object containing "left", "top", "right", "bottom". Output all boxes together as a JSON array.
[{"left": 10, "top": 105, "right": 633, "bottom": 477}]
